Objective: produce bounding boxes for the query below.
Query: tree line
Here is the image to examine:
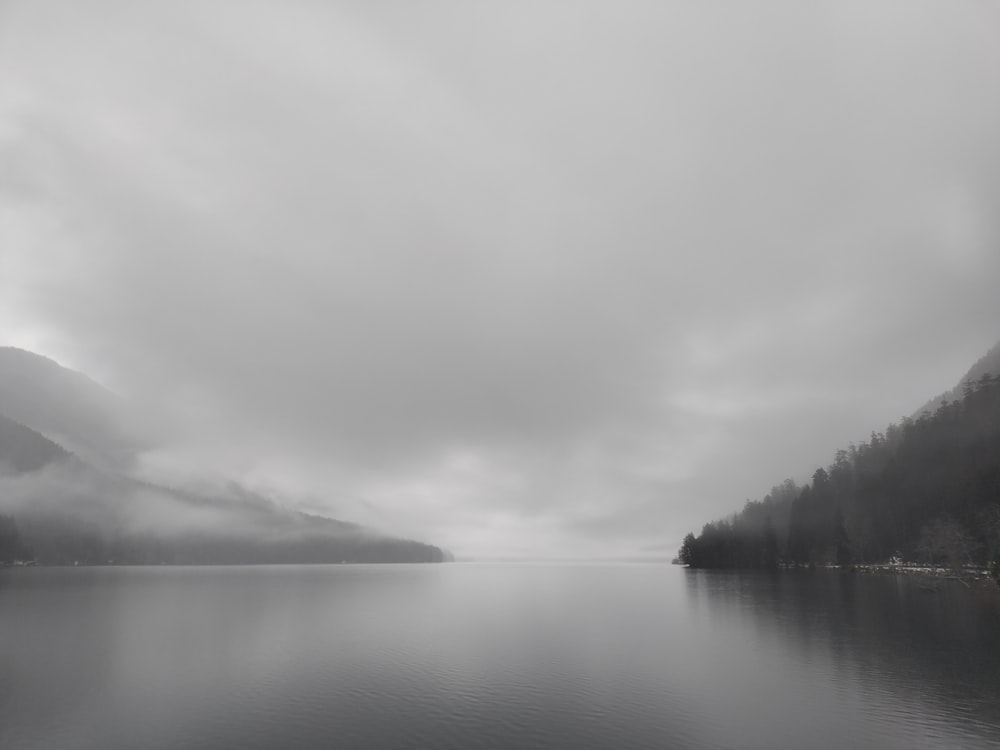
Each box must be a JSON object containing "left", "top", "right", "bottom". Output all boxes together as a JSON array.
[{"left": 679, "top": 373, "right": 1000, "bottom": 582}]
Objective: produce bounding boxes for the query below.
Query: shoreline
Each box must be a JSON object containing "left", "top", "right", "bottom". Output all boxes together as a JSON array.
[{"left": 849, "top": 563, "right": 1000, "bottom": 602}]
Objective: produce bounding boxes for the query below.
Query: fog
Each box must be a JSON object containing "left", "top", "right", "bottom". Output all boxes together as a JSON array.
[
  {"left": 1, "top": 1, "right": 999, "bottom": 557},
  {"left": 0, "top": 462, "right": 322, "bottom": 542},
  {"left": 0, "top": 464, "right": 223, "bottom": 538}
]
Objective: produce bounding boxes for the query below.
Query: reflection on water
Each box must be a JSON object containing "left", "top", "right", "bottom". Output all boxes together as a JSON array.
[
  {"left": 682, "top": 570, "right": 1000, "bottom": 749},
  {"left": 1, "top": 565, "right": 998, "bottom": 749}
]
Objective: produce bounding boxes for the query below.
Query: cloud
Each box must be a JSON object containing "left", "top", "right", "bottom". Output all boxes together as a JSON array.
[{"left": 1, "top": 0, "right": 999, "bottom": 556}]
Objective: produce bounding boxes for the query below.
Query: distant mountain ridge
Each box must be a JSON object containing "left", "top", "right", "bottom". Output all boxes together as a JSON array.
[{"left": 0, "top": 347, "right": 448, "bottom": 565}]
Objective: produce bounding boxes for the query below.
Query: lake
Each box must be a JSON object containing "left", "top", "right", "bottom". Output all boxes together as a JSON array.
[{"left": 1, "top": 564, "right": 999, "bottom": 749}]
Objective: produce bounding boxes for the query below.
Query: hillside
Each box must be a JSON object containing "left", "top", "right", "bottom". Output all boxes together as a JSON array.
[
  {"left": 3, "top": 462, "right": 448, "bottom": 565},
  {"left": 679, "top": 340, "right": 1000, "bottom": 580},
  {"left": 0, "top": 412, "right": 70, "bottom": 473},
  {"left": 0, "top": 349, "right": 448, "bottom": 565},
  {"left": 0, "top": 347, "right": 146, "bottom": 470}
]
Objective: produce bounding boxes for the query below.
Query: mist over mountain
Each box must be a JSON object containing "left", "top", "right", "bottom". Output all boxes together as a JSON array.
[
  {"left": 0, "top": 412, "right": 70, "bottom": 473},
  {"left": 0, "top": 347, "right": 149, "bottom": 470},
  {"left": 0, "top": 349, "right": 448, "bottom": 564}
]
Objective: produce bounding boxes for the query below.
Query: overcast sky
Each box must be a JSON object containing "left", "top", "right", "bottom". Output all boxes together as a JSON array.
[{"left": 1, "top": 1, "right": 999, "bottom": 558}]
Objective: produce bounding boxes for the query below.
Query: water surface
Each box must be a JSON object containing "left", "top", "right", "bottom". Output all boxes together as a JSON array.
[{"left": 1, "top": 564, "right": 998, "bottom": 749}]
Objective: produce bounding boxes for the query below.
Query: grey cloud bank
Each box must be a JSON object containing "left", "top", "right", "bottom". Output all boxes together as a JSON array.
[{"left": 1, "top": 1, "right": 999, "bottom": 557}]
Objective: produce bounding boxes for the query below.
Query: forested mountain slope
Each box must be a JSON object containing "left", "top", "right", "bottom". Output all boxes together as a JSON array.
[
  {"left": 915, "top": 340, "right": 1000, "bottom": 418},
  {"left": 679, "top": 343, "right": 1000, "bottom": 579}
]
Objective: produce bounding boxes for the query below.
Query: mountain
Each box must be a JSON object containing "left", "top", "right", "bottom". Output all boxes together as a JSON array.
[
  {"left": 0, "top": 348, "right": 447, "bottom": 565},
  {"left": 0, "top": 347, "right": 147, "bottom": 470},
  {"left": 0, "top": 412, "right": 70, "bottom": 473},
  {"left": 678, "top": 339, "right": 1000, "bottom": 581}
]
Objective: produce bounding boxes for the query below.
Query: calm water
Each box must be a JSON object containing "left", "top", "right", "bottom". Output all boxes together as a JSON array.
[{"left": 1, "top": 564, "right": 999, "bottom": 749}]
